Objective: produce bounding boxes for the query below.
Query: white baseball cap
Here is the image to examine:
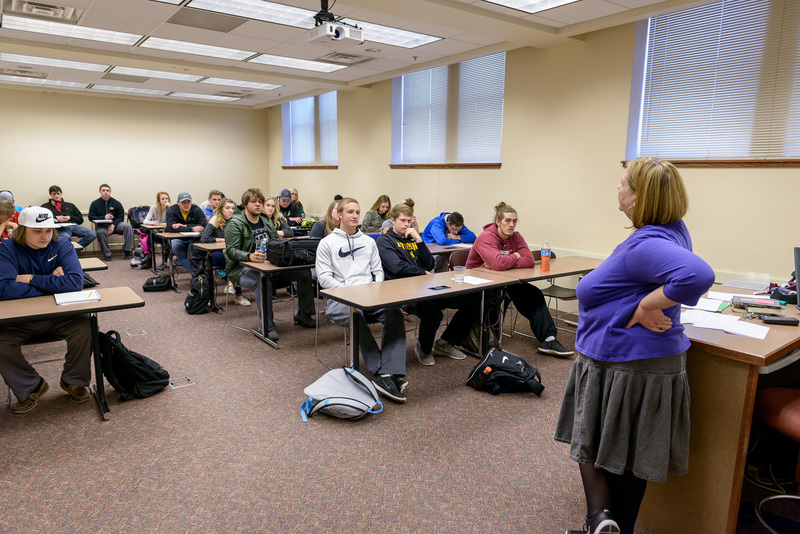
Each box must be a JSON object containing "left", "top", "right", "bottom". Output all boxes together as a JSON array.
[{"left": 18, "top": 206, "right": 60, "bottom": 228}]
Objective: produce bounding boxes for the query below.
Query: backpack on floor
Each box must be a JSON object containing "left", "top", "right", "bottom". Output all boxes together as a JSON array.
[
  {"left": 99, "top": 330, "right": 170, "bottom": 402},
  {"left": 301, "top": 367, "right": 383, "bottom": 422},
  {"left": 143, "top": 273, "right": 172, "bottom": 292},
  {"left": 467, "top": 348, "right": 544, "bottom": 396},
  {"left": 83, "top": 272, "right": 99, "bottom": 288},
  {"left": 184, "top": 274, "right": 212, "bottom": 315}
]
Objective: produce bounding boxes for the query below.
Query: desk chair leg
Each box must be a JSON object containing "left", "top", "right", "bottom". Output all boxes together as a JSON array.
[{"left": 89, "top": 312, "right": 110, "bottom": 420}]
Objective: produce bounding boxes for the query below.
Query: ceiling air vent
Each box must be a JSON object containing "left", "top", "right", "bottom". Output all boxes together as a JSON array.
[
  {"left": 215, "top": 91, "right": 249, "bottom": 98},
  {"left": 317, "top": 52, "right": 371, "bottom": 66},
  {"left": 0, "top": 67, "right": 46, "bottom": 78},
  {"left": 5, "top": 0, "right": 83, "bottom": 22},
  {"left": 101, "top": 72, "right": 150, "bottom": 84}
]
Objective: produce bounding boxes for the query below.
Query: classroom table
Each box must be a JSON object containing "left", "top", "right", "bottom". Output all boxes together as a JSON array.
[
  {"left": 0, "top": 286, "right": 145, "bottom": 420},
  {"left": 153, "top": 231, "right": 200, "bottom": 291},
  {"left": 320, "top": 268, "right": 521, "bottom": 371},
  {"left": 637, "top": 285, "right": 800, "bottom": 534},
  {"left": 241, "top": 260, "right": 316, "bottom": 348},
  {"left": 79, "top": 257, "right": 108, "bottom": 271},
  {"left": 72, "top": 241, "right": 83, "bottom": 251},
  {"left": 192, "top": 241, "right": 226, "bottom": 313},
  {"left": 476, "top": 255, "right": 603, "bottom": 283},
  {"left": 141, "top": 223, "right": 166, "bottom": 274}
]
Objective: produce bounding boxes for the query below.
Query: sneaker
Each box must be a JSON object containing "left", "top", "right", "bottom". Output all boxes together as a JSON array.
[
  {"left": 579, "top": 509, "right": 620, "bottom": 534},
  {"left": 59, "top": 378, "right": 90, "bottom": 404},
  {"left": 372, "top": 375, "right": 406, "bottom": 403},
  {"left": 13, "top": 378, "right": 49, "bottom": 414},
  {"left": 225, "top": 285, "right": 237, "bottom": 295},
  {"left": 234, "top": 297, "right": 251, "bottom": 306},
  {"left": 432, "top": 339, "right": 467, "bottom": 360},
  {"left": 294, "top": 314, "right": 315, "bottom": 328},
  {"left": 393, "top": 375, "right": 408, "bottom": 394},
  {"left": 267, "top": 329, "right": 280, "bottom": 342},
  {"left": 538, "top": 339, "right": 574, "bottom": 357},
  {"left": 414, "top": 342, "right": 435, "bottom": 366},
  {"left": 123, "top": 251, "right": 131, "bottom": 260},
  {"left": 104, "top": 254, "right": 112, "bottom": 261}
]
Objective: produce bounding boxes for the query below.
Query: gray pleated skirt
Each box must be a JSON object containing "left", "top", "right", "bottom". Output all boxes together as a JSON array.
[{"left": 554, "top": 351, "right": 690, "bottom": 483}]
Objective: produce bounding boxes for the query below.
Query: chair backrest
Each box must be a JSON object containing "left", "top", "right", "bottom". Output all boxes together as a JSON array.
[
  {"left": 448, "top": 249, "right": 470, "bottom": 270},
  {"left": 531, "top": 249, "right": 557, "bottom": 261}
]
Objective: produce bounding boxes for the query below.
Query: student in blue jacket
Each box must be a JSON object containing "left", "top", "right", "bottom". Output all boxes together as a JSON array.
[
  {"left": 422, "top": 211, "right": 476, "bottom": 245},
  {"left": 0, "top": 206, "right": 92, "bottom": 414}
]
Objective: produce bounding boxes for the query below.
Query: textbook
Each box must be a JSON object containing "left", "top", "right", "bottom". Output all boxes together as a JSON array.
[
  {"left": 731, "top": 296, "right": 781, "bottom": 312},
  {"left": 54, "top": 290, "right": 102, "bottom": 306}
]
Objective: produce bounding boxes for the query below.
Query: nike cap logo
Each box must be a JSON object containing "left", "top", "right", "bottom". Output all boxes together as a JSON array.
[{"left": 36, "top": 214, "right": 49, "bottom": 223}]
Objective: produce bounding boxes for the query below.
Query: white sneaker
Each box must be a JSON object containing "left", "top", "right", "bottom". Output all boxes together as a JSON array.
[
  {"left": 234, "top": 297, "right": 251, "bottom": 307},
  {"left": 414, "top": 342, "right": 435, "bottom": 366},
  {"left": 225, "top": 285, "right": 237, "bottom": 295},
  {"left": 432, "top": 339, "right": 466, "bottom": 360}
]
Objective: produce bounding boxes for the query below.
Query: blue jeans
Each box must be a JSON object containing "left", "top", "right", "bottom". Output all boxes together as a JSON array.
[
  {"left": 171, "top": 239, "right": 191, "bottom": 273},
  {"left": 58, "top": 224, "right": 97, "bottom": 248}
]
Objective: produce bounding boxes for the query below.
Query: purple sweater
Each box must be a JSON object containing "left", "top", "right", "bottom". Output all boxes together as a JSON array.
[{"left": 576, "top": 220, "right": 715, "bottom": 363}]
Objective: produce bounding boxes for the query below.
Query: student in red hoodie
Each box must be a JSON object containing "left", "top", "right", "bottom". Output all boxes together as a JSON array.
[{"left": 465, "top": 202, "right": 573, "bottom": 357}]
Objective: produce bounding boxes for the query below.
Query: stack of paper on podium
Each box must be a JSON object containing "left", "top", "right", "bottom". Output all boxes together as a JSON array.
[{"left": 54, "top": 290, "right": 102, "bottom": 305}]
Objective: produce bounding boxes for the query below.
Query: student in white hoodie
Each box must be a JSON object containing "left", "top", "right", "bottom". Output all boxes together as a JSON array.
[{"left": 316, "top": 197, "right": 407, "bottom": 403}]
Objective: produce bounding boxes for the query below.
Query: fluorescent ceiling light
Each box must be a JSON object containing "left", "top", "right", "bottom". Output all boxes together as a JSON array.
[
  {"left": 248, "top": 53, "right": 345, "bottom": 73},
  {"left": 0, "top": 74, "right": 87, "bottom": 87},
  {"left": 1, "top": 15, "right": 142, "bottom": 45},
  {"left": 481, "top": 0, "right": 579, "bottom": 14},
  {"left": 140, "top": 36, "right": 254, "bottom": 60},
  {"left": 92, "top": 84, "right": 169, "bottom": 95},
  {"left": 186, "top": 0, "right": 440, "bottom": 48},
  {"left": 201, "top": 77, "right": 281, "bottom": 90},
  {"left": 111, "top": 66, "right": 203, "bottom": 81},
  {"left": 151, "top": 0, "right": 182, "bottom": 4},
  {"left": 169, "top": 92, "right": 238, "bottom": 101},
  {"left": 0, "top": 53, "right": 109, "bottom": 72}
]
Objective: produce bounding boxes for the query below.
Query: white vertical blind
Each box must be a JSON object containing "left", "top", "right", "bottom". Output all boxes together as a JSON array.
[
  {"left": 395, "top": 52, "right": 505, "bottom": 164},
  {"left": 281, "top": 92, "right": 338, "bottom": 166},
  {"left": 635, "top": 0, "right": 799, "bottom": 159}
]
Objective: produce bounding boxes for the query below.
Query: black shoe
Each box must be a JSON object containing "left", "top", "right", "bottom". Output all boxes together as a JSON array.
[
  {"left": 104, "top": 254, "right": 112, "bottom": 261},
  {"left": 293, "top": 314, "right": 315, "bottom": 328},
  {"left": 267, "top": 329, "right": 280, "bottom": 342},
  {"left": 538, "top": 339, "right": 574, "bottom": 357},
  {"left": 123, "top": 251, "right": 131, "bottom": 260},
  {"left": 372, "top": 375, "right": 406, "bottom": 403},
  {"left": 392, "top": 375, "right": 408, "bottom": 394},
  {"left": 575, "top": 509, "right": 618, "bottom": 534}
]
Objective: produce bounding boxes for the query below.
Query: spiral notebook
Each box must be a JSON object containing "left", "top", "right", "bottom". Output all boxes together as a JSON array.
[{"left": 54, "top": 290, "right": 102, "bottom": 306}]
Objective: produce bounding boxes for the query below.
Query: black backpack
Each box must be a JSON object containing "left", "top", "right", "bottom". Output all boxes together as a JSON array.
[
  {"left": 467, "top": 348, "right": 544, "bottom": 396},
  {"left": 184, "top": 274, "right": 212, "bottom": 315},
  {"left": 127, "top": 205, "right": 149, "bottom": 229},
  {"left": 98, "top": 330, "right": 170, "bottom": 402},
  {"left": 143, "top": 273, "right": 172, "bottom": 291}
]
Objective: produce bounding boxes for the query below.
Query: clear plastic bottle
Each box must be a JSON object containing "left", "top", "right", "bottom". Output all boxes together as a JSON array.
[
  {"left": 474, "top": 366, "right": 492, "bottom": 389},
  {"left": 540, "top": 241, "right": 551, "bottom": 274}
]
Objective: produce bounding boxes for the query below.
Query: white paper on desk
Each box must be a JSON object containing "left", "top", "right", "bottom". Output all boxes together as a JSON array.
[
  {"left": 179, "top": 232, "right": 200, "bottom": 236},
  {"left": 451, "top": 275, "right": 492, "bottom": 285},
  {"left": 682, "top": 297, "right": 726, "bottom": 312},
  {"left": 693, "top": 320, "right": 769, "bottom": 340},
  {"left": 453, "top": 243, "right": 472, "bottom": 248},
  {"left": 90, "top": 219, "right": 113, "bottom": 224},
  {"left": 682, "top": 309, "right": 769, "bottom": 339},
  {"left": 707, "top": 290, "right": 770, "bottom": 301},
  {"left": 54, "top": 290, "right": 101, "bottom": 305}
]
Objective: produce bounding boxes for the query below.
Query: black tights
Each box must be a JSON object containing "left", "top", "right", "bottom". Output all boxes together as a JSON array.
[{"left": 579, "top": 463, "right": 648, "bottom": 534}]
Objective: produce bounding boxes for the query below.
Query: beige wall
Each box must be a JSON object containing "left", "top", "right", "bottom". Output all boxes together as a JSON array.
[
  {"left": 0, "top": 88, "right": 270, "bottom": 211},
  {"left": 268, "top": 23, "right": 800, "bottom": 281}
]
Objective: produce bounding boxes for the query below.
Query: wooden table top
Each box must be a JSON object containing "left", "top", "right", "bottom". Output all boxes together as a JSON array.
[
  {"left": 79, "top": 257, "right": 108, "bottom": 271},
  {"left": 474, "top": 255, "right": 603, "bottom": 282},
  {"left": 155, "top": 232, "right": 200, "bottom": 239},
  {"left": 193, "top": 241, "right": 226, "bottom": 252},
  {"left": 0, "top": 286, "right": 145, "bottom": 326},
  {"left": 426, "top": 243, "right": 473, "bottom": 255}
]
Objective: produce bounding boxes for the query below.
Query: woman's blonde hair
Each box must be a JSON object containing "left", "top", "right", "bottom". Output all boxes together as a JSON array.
[
  {"left": 264, "top": 196, "right": 286, "bottom": 227},
  {"left": 369, "top": 195, "right": 391, "bottom": 219},
  {"left": 324, "top": 200, "right": 340, "bottom": 235},
  {"left": 212, "top": 198, "right": 236, "bottom": 230},
  {"left": 626, "top": 157, "right": 688, "bottom": 229},
  {"left": 155, "top": 191, "right": 170, "bottom": 220}
]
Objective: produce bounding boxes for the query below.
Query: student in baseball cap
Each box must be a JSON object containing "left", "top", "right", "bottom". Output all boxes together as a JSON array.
[
  {"left": 0, "top": 206, "right": 91, "bottom": 414},
  {"left": 278, "top": 188, "right": 302, "bottom": 227}
]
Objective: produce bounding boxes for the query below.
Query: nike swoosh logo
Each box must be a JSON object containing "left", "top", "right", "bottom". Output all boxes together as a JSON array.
[
  {"left": 338, "top": 246, "right": 364, "bottom": 258},
  {"left": 501, "top": 356, "right": 509, "bottom": 363},
  {"left": 48, "top": 255, "right": 58, "bottom": 262}
]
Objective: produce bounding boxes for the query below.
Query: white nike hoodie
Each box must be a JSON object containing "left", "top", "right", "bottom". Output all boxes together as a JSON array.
[{"left": 316, "top": 227, "right": 384, "bottom": 289}]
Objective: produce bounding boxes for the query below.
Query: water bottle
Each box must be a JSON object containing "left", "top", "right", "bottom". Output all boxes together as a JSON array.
[
  {"left": 260, "top": 238, "right": 268, "bottom": 263},
  {"left": 541, "top": 241, "right": 551, "bottom": 274},
  {"left": 474, "top": 366, "right": 492, "bottom": 389}
]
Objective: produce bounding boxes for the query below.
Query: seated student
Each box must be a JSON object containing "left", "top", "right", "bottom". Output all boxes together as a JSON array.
[
  {"left": 290, "top": 188, "right": 305, "bottom": 218},
  {"left": 466, "top": 202, "right": 573, "bottom": 358},
  {"left": 277, "top": 189, "right": 303, "bottom": 227},
  {"left": 199, "top": 190, "right": 224, "bottom": 222},
  {"left": 0, "top": 190, "right": 22, "bottom": 212},
  {"left": 316, "top": 197, "right": 407, "bottom": 403},
  {"left": 423, "top": 211, "right": 477, "bottom": 245},
  {"left": 197, "top": 198, "right": 248, "bottom": 306},
  {"left": 361, "top": 194, "right": 391, "bottom": 234},
  {"left": 88, "top": 183, "right": 133, "bottom": 261},
  {"left": 164, "top": 192, "right": 206, "bottom": 274},
  {"left": 309, "top": 200, "right": 340, "bottom": 238},
  {"left": 377, "top": 202, "right": 477, "bottom": 366},
  {"left": 224, "top": 188, "right": 315, "bottom": 342},
  {"left": 41, "top": 185, "right": 97, "bottom": 248},
  {"left": 144, "top": 191, "right": 171, "bottom": 225},
  {"left": 380, "top": 198, "right": 418, "bottom": 234},
  {"left": 0, "top": 200, "right": 19, "bottom": 242},
  {"left": 0, "top": 207, "right": 91, "bottom": 414},
  {"left": 263, "top": 196, "right": 294, "bottom": 238}
]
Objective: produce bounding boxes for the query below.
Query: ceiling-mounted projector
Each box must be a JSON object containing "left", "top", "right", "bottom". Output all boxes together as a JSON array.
[{"left": 309, "top": 22, "right": 364, "bottom": 49}]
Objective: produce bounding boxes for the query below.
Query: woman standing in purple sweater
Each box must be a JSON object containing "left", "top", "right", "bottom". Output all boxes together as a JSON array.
[{"left": 556, "top": 157, "right": 715, "bottom": 534}]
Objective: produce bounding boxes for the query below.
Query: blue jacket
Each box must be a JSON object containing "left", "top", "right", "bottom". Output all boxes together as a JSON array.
[
  {"left": 0, "top": 237, "right": 83, "bottom": 300},
  {"left": 422, "top": 212, "right": 476, "bottom": 245}
]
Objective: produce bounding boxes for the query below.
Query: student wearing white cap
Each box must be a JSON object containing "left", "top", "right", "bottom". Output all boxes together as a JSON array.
[{"left": 0, "top": 206, "right": 92, "bottom": 414}]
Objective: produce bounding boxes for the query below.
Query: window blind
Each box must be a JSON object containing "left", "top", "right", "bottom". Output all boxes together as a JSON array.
[
  {"left": 632, "top": 0, "right": 799, "bottom": 160},
  {"left": 282, "top": 92, "right": 338, "bottom": 166}
]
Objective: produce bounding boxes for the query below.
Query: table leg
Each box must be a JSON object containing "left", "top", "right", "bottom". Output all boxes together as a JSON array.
[
  {"left": 251, "top": 271, "right": 278, "bottom": 349},
  {"left": 350, "top": 306, "right": 359, "bottom": 371},
  {"left": 206, "top": 251, "right": 221, "bottom": 313},
  {"left": 88, "top": 312, "right": 110, "bottom": 420}
]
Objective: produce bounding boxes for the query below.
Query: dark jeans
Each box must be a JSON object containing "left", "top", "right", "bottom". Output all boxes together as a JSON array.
[
  {"left": 406, "top": 292, "right": 481, "bottom": 353},
  {"left": 501, "top": 284, "right": 557, "bottom": 342}
]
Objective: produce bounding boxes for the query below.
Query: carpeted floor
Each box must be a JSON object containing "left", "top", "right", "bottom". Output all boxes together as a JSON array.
[{"left": 0, "top": 255, "right": 661, "bottom": 533}]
